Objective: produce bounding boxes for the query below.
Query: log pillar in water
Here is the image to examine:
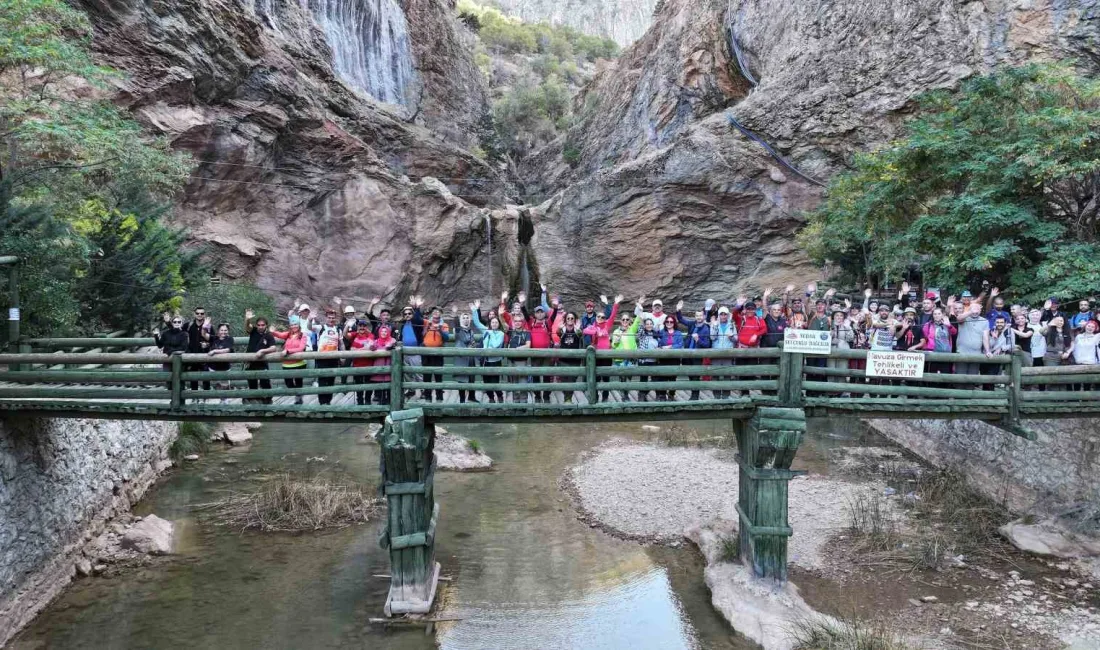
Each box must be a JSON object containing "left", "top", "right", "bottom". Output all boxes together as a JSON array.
[
  {"left": 378, "top": 407, "right": 440, "bottom": 616},
  {"left": 735, "top": 407, "right": 806, "bottom": 581}
]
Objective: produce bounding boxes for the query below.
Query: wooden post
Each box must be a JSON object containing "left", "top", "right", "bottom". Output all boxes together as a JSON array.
[
  {"left": 1008, "top": 350, "right": 1023, "bottom": 424},
  {"left": 777, "top": 351, "right": 804, "bottom": 407},
  {"left": 379, "top": 408, "right": 440, "bottom": 616},
  {"left": 170, "top": 354, "right": 183, "bottom": 410},
  {"left": 585, "top": 346, "right": 597, "bottom": 405},
  {"left": 390, "top": 346, "right": 404, "bottom": 412},
  {"left": 14, "top": 343, "right": 30, "bottom": 372},
  {"left": 736, "top": 407, "right": 806, "bottom": 581}
]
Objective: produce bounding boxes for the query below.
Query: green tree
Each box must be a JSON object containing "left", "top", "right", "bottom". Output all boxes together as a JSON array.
[
  {"left": 802, "top": 64, "right": 1100, "bottom": 301},
  {"left": 181, "top": 281, "right": 279, "bottom": 332},
  {"left": 0, "top": 0, "right": 202, "bottom": 339}
]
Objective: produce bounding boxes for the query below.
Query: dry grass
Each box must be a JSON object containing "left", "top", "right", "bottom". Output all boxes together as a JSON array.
[
  {"left": 788, "top": 617, "right": 914, "bottom": 650},
  {"left": 199, "top": 473, "right": 383, "bottom": 532},
  {"left": 845, "top": 491, "right": 901, "bottom": 552}
]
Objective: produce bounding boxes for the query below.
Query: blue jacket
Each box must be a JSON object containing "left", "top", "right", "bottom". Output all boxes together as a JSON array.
[
  {"left": 657, "top": 329, "right": 684, "bottom": 349},
  {"left": 676, "top": 311, "right": 712, "bottom": 349}
]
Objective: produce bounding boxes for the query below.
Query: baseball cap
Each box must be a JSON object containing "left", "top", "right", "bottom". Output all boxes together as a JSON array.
[
  {"left": 704, "top": 299, "right": 716, "bottom": 311},
  {"left": 534, "top": 305, "right": 545, "bottom": 312},
  {"left": 961, "top": 291, "right": 972, "bottom": 298},
  {"left": 652, "top": 299, "right": 663, "bottom": 307},
  {"left": 904, "top": 307, "right": 917, "bottom": 314},
  {"left": 925, "top": 291, "right": 937, "bottom": 300},
  {"left": 299, "top": 303, "right": 311, "bottom": 312},
  {"left": 718, "top": 306, "right": 730, "bottom": 315},
  {"left": 289, "top": 315, "right": 301, "bottom": 326},
  {"left": 343, "top": 305, "right": 355, "bottom": 314}
]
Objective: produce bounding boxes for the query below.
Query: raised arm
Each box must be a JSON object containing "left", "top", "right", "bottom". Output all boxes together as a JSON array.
[{"left": 471, "top": 302, "right": 487, "bottom": 332}]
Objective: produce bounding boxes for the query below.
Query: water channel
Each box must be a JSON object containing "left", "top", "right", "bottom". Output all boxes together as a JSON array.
[{"left": 12, "top": 418, "right": 888, "bottom": 649}]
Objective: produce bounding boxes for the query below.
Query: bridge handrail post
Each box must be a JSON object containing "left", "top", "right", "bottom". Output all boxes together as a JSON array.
[
  {"left": 170, "top": 354, "right": 182, "bottom": 410},
  {"left": 585, "top": 346, "right": 597, "bottom": 405},
  {"left": 391, "top": 346, "right": 404, "bottom": 411},
  {"left": 777, "top": 345, "right": 804, "bottom": 407},
  {"left": 1009, "top": 349, "right": 1023, "bottom": 422}
]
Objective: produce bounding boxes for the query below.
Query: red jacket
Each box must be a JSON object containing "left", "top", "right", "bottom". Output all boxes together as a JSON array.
[
  {"left": 581, "top": 303, "right": 619, "bottom": 350},
  {"left": 735, "top": 309, "right": 767, "bottom": 348}
]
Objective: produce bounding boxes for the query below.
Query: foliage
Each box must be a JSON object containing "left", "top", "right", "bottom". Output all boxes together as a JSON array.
[
  {"left": 718, "top": 535, "right": 738, "bottom": 563},
  {"left": 0, "top": 0, "right": 202, "bottom": 340},
  {"left": 458, "top": 1, "right": 618, "bottom": 62},
  {"left": 467, "top": 439, "right": 482, "bottom": 453},
  {"left": 458, "top": 0, "right": 618, "bottom": 163},
  {"left": 788, "top": 617, "right": 912, "bottom": 650},
  {"left": 492, "top": 75, "right": 572, "bottom": 160},
  {"left": 181, "top": 281, "right": 279, "bottom": 332},
  {"left": 169, "top": 421, "right": 211, "bottom": 461},
  {"left": 0, "top": 196, "right": 82, "bottom": 340},
  {"left": 802, "top": 64, "right": 1100, "bottom": 302}
]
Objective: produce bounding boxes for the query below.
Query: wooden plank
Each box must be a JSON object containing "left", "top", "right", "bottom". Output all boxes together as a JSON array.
[
  {"left": 0, "top": 387, "right": 172, "bottom": 400},
  {"left": 597, "top": 365, "right": 780, "bottom": 378},
  {"left": 0, "top": 371, "right": 171, "bottom": 383},
  {"left": 801, "top": 366, "right": 1007, "bottom": 384},
  {"left": 181, "top": 384, "right": 389, "bottom": 400},
  {"left": 595, "top": 380, "right": 777, "bottom": 391},
  {"left": 801, "top": 380, "right": 1008, "bottom": 399},
  {"left": 182, "top": 367, "right": 386, "bottom": 381},
  {"left": 1020, "top": 390, "right": 1100, "bottom": 401},
  {"left": 403, "top": 381, "right": 588, "bottom": 392}
]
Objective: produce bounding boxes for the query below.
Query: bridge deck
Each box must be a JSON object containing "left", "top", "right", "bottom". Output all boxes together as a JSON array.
[{"left": 0, "top": 343, "right": 1095, "bottom": 427}]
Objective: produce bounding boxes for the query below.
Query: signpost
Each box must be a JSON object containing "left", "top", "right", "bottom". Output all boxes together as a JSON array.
[
  {"left": 782, "top": 329, "right": 831, "bottom": 355},
  {"left": 866, "top": 351, "right": 925, "bottom": 379}
]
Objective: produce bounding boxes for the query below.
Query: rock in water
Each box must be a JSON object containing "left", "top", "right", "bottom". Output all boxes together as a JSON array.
[
  {"left": 120, "top": 515, "right": 175, "bottom": 555},
  {"left": 216, "top": 422, "right": 253, "bottom": 446},
  {"left": 434, "top": 432, "right": 493, "bottom": 472}
]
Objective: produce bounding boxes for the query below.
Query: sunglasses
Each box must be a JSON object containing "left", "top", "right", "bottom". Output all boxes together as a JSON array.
[{"left": 172, "top": 320, "right": 183, "bottom": 324}]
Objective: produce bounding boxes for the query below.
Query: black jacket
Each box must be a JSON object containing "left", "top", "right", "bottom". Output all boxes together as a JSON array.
[{"left": 155, "top": 325, "right": 189, "bottom": 355}]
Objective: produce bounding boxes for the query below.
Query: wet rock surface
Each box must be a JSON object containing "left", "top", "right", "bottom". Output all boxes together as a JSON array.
[{"left": 433, "top": 429, "right": 493, "bottom": 472}]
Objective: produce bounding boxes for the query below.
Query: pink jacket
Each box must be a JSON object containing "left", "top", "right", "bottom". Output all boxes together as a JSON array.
[
  {"left": 922, "top": 320, "right": 957, "bottom": 351},
  {"left": 581, "top": 303, "right": 619, "bottom": 350}
]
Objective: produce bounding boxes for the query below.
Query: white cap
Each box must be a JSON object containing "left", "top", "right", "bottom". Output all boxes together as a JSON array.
[
  {"left": 718, "top": 306, "right": 730, "bottom": 315},
  {"left": 652, "top": 299, "right": 663, "bottom": 307},
  {"left": 299, "top": 303, "right": 311, "bottom": 312},
  {"left": 343, "top": 305, "right": 355, "bottom": 314},
  {"left": 705, "top": 298, "right": 716, "bottom": 311}
]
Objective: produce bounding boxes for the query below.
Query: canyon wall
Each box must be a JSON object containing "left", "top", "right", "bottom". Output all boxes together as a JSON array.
[
  {"left": 0, "top": 417, "right": 178, "bottom": 646},
  {"left": 868, "top": 418, "right": 1100, "bottom": 516},
  {"left": 525, "top": 0, "right": 1098, "bottom": 306},
  {"left": 488, "top": 0, "right": 657, "bottom": 46},
  {"left": 80, "top": 0, "right": 512, "bottom": 311}
]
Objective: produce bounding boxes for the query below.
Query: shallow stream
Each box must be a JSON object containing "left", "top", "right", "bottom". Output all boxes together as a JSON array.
[{"left": 14, "top": 418, "right": 844, "bottom": 649}]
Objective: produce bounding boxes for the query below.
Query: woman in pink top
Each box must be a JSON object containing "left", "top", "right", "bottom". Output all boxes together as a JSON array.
[
  {"left": 582, "top": 295, "right": 622, "bottom": 402},
  {"left": 271, "top": 316, "right": 310, "bottom": 404}
]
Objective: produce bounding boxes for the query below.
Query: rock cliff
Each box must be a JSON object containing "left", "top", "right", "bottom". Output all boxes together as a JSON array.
[
  {"left": 525, "top": 0, "right": 1098, "bottom": 305},
  {"left": 80, "top": 0, "right": 511, "bottom": 309},
  {"left": 488, "top": 0, "right": 657, "bottom": 46}
]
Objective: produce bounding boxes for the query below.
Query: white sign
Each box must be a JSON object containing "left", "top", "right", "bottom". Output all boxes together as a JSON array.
[
  {"left": 783, "top": 329, "right": 832, "bottom": 355},
  {"left": 7, "top": 308, "right": 18, "bottom": 322},
  {"left": 867, "top": 351, "right": 925, "bottom": 379}
]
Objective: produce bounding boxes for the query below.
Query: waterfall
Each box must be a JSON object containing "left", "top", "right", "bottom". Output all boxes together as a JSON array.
[
  {"left": 519, "top": 248, "right": 531, "bottom": 308},
  {"left": 304, "top": 0, "right": 416, "bottom": 105}
]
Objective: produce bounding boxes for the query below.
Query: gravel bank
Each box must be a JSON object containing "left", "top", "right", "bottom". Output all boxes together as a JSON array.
[{"left": 566, "top": 439, "right": 882, "bottom": 570}]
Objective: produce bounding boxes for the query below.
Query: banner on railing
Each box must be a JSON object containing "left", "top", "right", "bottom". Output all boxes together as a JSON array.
[
  {"left": 783, "top": 329, "right": 831, "bottom": 355},
  {"left": 866, "top": 351, "right": 925, "bottom": 379}
]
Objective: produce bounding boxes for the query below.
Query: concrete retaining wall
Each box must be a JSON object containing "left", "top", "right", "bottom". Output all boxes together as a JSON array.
[
  {"left": 867, "top": 418, "right": 1100, "bottom": 515},
  {"left": 0, "top": 417, "right": 178, "bottom": 646}
]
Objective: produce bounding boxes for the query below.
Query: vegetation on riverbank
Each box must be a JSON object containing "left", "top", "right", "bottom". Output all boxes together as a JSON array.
[
  {"left": 169, "top": 421, "right": 211, "bottom": 461},
  {"left": 801, "top": 63, "right": 1100, "bottom": 301},
  {"left": 789, "top": 617, "right": 912, "bottom": 650},
  {"left": 199, "top": 473, "right": 383, "bottom": 532}
]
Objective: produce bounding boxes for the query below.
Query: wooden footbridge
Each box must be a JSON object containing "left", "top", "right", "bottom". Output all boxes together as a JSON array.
[{"left": 1, "top": 339, "right": 1092, "bottom": 613}]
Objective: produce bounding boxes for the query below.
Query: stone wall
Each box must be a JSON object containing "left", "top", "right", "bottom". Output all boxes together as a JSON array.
[
  {"left": 0, "top": 417, "right": 178, "bottom": 646},
  {"left": 867, "top": 419, "right": 1100, "bottom": 515}
]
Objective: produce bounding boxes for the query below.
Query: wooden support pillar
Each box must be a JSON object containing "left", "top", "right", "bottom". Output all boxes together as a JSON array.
[
  {"left": 735, "top": 407, "right": 806, "bottom": 581},
  {"left": 378, "top": 408, "right": 440, "bottom": 616},
  {"left": 585, "top": 346, "right": 597, "bottom": 405},
  {"left": 170, "top": 354, "right": 183, "bottom": 410},
  {"left": 390, "top": 346, "right": 404, "bottom": 411}
]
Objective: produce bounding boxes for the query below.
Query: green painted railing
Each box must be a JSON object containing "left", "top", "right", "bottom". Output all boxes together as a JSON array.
[{"left": 0, "top": 344, "right": 1091, "bottom": 424}]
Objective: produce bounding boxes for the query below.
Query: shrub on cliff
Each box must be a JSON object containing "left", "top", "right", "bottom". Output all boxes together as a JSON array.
[
  {"left": 801, "top": 64, "right": 1100, "bottom": 300},
  {"left": 0, "top": 0, "right": 205, "bottom": 340}
]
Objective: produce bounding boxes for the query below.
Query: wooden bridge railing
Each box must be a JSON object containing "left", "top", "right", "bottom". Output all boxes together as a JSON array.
[{"left": 0, "top": 344, "right": 1095, "bottom": 423}]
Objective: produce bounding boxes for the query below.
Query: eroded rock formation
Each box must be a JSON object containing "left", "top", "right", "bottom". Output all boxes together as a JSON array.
[
  {"left": 81, "top": 0, "right": 512, "bottom": 309},
  {"left": 526, "top": 0, "right": 1098, "bottom": 305},
  {"left": 488, "top": 0, "right": 658, "bottom": 47}
]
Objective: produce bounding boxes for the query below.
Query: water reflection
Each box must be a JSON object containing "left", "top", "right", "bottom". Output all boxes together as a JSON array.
[{"left": 13, "top": 420, "right": 747, "bottom": 650}]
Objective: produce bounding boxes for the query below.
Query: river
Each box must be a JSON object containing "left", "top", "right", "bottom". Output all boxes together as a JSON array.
[{"left": 12, "top": 419, "right": 769, "bottom": 649}]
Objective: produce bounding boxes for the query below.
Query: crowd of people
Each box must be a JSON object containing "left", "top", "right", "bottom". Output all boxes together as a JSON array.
[{"left": 152, "top": 281, "right": 1100, "bottom": 405}]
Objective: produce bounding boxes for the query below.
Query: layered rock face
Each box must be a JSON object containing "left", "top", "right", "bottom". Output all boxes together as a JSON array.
[
  {"left": 527, "top": 0, "right": 1097, "bottom": 306},
  {"left": 81, "top": 0, "right": 511, "bottom": 309},
  {"left": 488, "top": 0, "right": 657, "bottom": 46}
]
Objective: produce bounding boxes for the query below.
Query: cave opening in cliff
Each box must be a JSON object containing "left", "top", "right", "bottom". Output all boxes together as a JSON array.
[{"left": 518, "top": 211, "right": 534, "bottom": 246}]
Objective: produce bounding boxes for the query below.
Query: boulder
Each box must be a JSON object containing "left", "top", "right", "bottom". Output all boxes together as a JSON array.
[
  {"left": 1000, "top": 518, "right": 1100, "bottom": 559},
  {"left": 434, "top": 432, "right": 493, "bottom": 472},
  {"left": 215, "top": 422, "right": 253, "bottom": 446},
  {"left": 120, "top": 514, "right": 175, "bottom": 555}
]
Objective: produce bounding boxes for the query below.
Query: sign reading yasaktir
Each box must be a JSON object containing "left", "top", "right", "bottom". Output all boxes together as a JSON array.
[
  {"left": 783, "top": 329, "right": 832, "bottom": 355},
  {"left": 867, "top": 351, "right": 925, "bottom": 379}
]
